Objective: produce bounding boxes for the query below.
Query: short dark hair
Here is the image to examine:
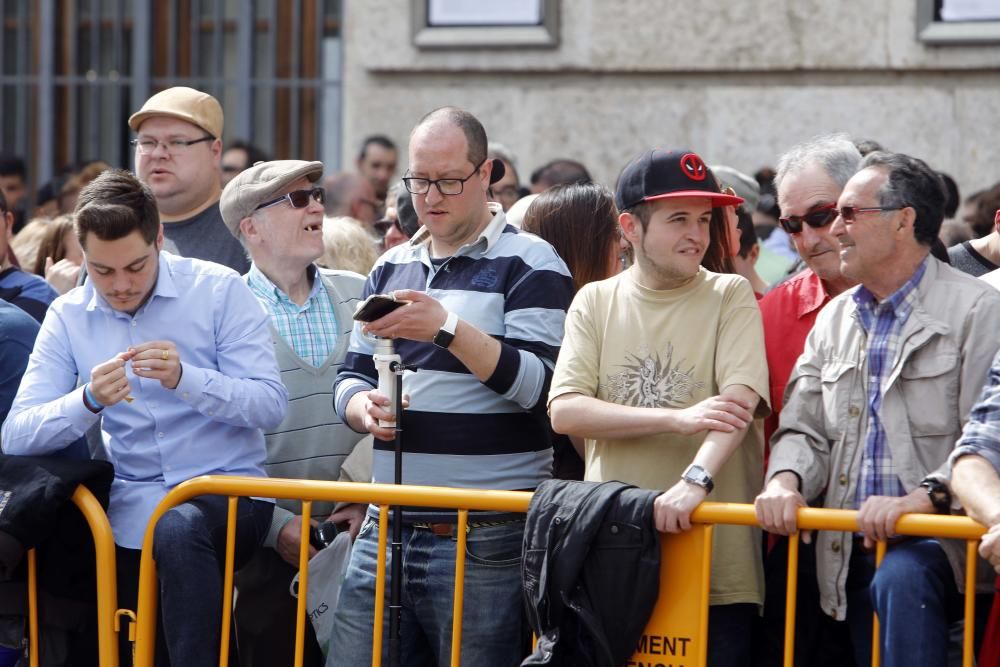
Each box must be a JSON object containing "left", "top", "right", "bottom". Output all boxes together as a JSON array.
[
  {"left": 530, "top": 159, "right": 592, "bottom": 189},
  {"left": 75, "top": 169, "right": 160, "bottom": 247},
  {"left": 412, "top": 108, "right": 487, "bottom": 167},
  {"left": 938, "top": 172, "right": 960, "bottom": 219},
  {"left": 0, "top": 189, "right": 6, "bottom": 213},
  {"left": 0, "top": 154, "right": 26, "bottom": 180},
  {"left": 358, "top": 134, "right": 398, "bottom": 162},
  {"left": 226, "top": 140, "right": 270, "bottom": 166},
  {"left": 860, "top": 151, "right": 945, "bottom": 247},
  {"left": 521, "top": 182, "right": 620, "bottom": 294},
  {"left": 970, "top": 182, "right": 1000, "bottom": 238},
  {"left": 736, "top": 206, "right": 758, "bottom": 258},
  {"left": 854, "top": 139, "right": 886, "bottom": 156}
]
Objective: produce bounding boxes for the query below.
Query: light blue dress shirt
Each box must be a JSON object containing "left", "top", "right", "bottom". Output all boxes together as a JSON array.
[{"left": 2, "top": 252, "right": 288, "bottom": 548}]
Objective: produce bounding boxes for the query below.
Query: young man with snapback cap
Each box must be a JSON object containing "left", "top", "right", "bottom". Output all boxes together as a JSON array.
[
  {"left": 549, "top": 148, "right": 770, "bottom": 665},
  {"left": 129, "top": 86, "right": 250, "bottom": 274},
  {"left": 219, "top": 160, "right": 370, "bottom": 666}
]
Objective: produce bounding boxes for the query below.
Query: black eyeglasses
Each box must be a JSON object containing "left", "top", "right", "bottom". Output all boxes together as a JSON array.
[
  {"left": 403, "top": 159, "right": 485, "bottom": 196},
  {"left": 131, "top": 135, "right": 215, "bottom": 155},
  {"left": 255, "top": 187, "right": 325, "bottom": 212},
  {"left": 778, "top": 202, "right": 838, "bottom": 234},
  {"left": 837, "top": 206, "right": 905, "bottom": 224}
]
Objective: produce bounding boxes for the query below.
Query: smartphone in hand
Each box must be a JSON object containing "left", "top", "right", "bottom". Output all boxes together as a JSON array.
[{"left": 353, "top": 293, "right": 408, "bottom": 322}]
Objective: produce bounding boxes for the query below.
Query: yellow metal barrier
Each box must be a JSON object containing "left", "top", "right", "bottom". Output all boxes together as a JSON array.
[
  {"left": 127, "top": 477, "right": 989, "bottom": 667},
  {"left": 22, "top": 485, "right": 119, "bottom": 667}
]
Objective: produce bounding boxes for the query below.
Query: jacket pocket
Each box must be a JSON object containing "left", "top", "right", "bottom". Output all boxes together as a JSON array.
[
  {"left": 820, "top": 360, "right": 859, "bottom": 440},
  {"left": 899, "top": 349, "right": 958, "bottom": 436}
]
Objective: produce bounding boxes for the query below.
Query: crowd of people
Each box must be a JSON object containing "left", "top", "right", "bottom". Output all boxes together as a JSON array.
[{"left": 3, "top": 84, "right": 1000, "bottom": 667}]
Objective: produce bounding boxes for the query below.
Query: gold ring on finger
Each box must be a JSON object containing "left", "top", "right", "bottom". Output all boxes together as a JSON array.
[{"left": 161, "top": 350, "right": 169, "bottom": 361}]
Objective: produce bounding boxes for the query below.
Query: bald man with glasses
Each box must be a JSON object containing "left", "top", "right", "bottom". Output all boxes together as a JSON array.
[{"left": 129, "top": 86, "right": 250, "bottom": 274}]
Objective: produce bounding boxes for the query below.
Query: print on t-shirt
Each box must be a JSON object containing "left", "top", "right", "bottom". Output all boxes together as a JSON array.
[{"left": 605, "top": 342, "right": 704, "bottom": 408}]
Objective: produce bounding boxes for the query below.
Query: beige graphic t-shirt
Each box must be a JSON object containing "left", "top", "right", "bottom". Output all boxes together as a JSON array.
[{"left": 549, "top": 266, "right": 770, "bottom": 606}]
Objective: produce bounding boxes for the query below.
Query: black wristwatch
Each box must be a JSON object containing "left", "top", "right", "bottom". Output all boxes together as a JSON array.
[
  {"left": 432, "top": 312, "right": 459, "bottom": 349},
  {"left": 682, "top": 464, "right": 714, "bottom": 494},
  {"left": 919, "top": 477, "right": 951, "bottom": 515}
]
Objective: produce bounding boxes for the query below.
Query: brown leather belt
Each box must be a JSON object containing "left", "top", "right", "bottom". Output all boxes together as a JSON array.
[{"left": 410, "top": 519, "right": 523, "bottom": 538}]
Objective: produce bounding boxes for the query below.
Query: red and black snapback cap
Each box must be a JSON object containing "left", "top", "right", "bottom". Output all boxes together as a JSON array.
[{"left": 615, "top": 148, "right": 744, "bottom": 212}]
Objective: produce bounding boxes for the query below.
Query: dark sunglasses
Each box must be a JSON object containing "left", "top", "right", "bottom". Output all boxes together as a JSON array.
[
  {"left": 255, "top": 187, "right": 325, "bottom": 212},
  {"left": 778, "top": 202, "right": 838, "bottom": 234}
]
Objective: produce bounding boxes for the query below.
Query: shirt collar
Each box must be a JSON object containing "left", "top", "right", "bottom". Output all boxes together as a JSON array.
[
  {"left": 407, "top": 202, "right": 508, "bottom": 258},
  {"left": 853, "top": 256, "right": 929, "bottom": 319},
  {"left": 794, "top": 268, "right": 833, "bottom": 319},
  {"left": 247, "top": 262, "right": 322, "bottom": 305},
  {"left": 86, "top": 251, "right": 177, "bottom": 313}
]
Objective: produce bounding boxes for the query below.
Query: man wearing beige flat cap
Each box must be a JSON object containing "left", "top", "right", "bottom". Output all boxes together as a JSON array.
[
  {"left": 129, "top": 86, "right": 250, "bottom": 274},
  {"left": 220, "top": 160, "right": 371, "bottom": 665}
]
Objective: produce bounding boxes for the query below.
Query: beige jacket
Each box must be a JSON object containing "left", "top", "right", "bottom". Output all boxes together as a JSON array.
[{"left": 768, "top": 257, "right": 1000, "bottom": 621}]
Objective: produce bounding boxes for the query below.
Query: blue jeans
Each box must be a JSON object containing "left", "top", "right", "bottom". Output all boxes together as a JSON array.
[
  {"left": 118, "top": 495, "right": 272, "bottom": 667},
  {"left": 846, "top": 538, "right": 960, "bottom": 667},
  {"left": 331, "top": 516, "right": 526, "bottom": 667}
]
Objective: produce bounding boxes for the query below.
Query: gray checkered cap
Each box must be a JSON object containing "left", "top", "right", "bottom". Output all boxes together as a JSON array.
[{"left": 220, "top": 159, "right": 324, "bottom": 238}]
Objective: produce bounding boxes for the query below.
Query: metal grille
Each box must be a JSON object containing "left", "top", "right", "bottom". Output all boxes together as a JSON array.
[{"left": 0, "top": 0, "right": 342, "bottom": 198}]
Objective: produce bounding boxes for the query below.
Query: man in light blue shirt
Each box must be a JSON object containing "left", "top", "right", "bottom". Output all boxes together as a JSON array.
[{"left": 1, "top": 169, "right": 287, "bottom": 667}]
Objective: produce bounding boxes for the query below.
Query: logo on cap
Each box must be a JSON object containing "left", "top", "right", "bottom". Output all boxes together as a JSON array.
[{"left": 680, "top": 154, "right": 707, "bottom": 182}]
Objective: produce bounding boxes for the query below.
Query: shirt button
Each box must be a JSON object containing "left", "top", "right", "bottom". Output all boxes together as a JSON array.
[
  {"left": 839, "top": 474, "right": 849, "bottom": 486},
  {"left": 848, "top": 406, "right": 860, "bottom": 417},
  {"left": 610, "top": 524, "right": 619, "bottom": 534},
  {"left": 182, "top": 392, "right": 190, "bottom": 399},
  {"left": 131, "top": 321, "right": 137, "bottom": 327},
  {"left": 832, "top": 541, "right": 841, "bottom": 553},
  {"left": 157, "top": 432, "right": 165, "bottom": 438},
  {"left": 164, "top": 465, "right": 172, "bottom": 472}
]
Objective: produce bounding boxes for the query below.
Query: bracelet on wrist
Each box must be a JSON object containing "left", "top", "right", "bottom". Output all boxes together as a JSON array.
[{"left": 83, "top": 383, "right": 104, "bottom": 412}]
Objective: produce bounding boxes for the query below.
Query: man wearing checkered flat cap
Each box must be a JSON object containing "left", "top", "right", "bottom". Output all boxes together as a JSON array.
[
  {"left": 549, "top": 148, "right": 771, "bottom": 665},
  {"left": 220, "top": 160, "right": 371, "bottom": 666}
]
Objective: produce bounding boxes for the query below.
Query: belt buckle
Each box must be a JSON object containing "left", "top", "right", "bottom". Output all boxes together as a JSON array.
[{"left": 429, "top": 523, "right": 455, "bottom": 538}]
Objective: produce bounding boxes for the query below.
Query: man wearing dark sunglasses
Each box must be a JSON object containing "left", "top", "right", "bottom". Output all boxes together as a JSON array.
[
  {"left": 755, "top": 135, "right": 862, "bottom": 667},
  {"left": 220, "top": 160, "right": 371, "bottom": 667},
  {"left": 758, "top": 151, "right": 1000, "bottom": 667}
]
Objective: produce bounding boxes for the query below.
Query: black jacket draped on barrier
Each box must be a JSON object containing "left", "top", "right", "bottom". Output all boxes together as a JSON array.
[
  {"left": 0, "top": 454, "right": 114, "bottom": 666},
  {"left": 521, "top": 479, "right": 661, "bottom": 667}
]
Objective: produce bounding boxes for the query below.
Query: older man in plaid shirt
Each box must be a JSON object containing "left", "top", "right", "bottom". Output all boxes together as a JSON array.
[
  {"left": 755, "top": 151, "right": 1000, "bottom": 667},
  {"left": 220, "top": 160, "right": 371, "bottom": 667}
]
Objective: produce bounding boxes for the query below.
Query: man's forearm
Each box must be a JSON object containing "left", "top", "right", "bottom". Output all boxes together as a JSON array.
[
  {"left": 550, "top": 393, "right": 677, "bottom": 440},
  {"left": 447, "top": 320, "right": 502, "bottom": 381},
  {"left": 952, "top": 454, "right": 1000, "bottom": 527},
  {"left": 690, "top": 386, "right": 759, "bottom": 477}
]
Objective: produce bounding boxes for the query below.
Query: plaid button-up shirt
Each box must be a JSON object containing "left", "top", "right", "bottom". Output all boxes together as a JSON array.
[
  {"left": 247, "top": 263, "right": 337, "bottom": 368},
  {"left": 852, "top": 257, "right": 929, "bottom": 506}
]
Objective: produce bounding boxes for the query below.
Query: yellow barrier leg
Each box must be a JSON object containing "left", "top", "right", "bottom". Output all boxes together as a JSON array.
[
  {"left": 27, "top": 549, "right": 38, "bottom": 667},
  {"left": 964, "top": 540, "right": 977, "bottom": 667},
  {"left": 450, "top": 510, "right": 468, "bottom": 667},
  {"left": 294, "top": 500, "right": 313, "bottom": 667},
  {"left": 783, "top": 535, "right": 800, "bottom": 667},
  {"left": 871, "top": 540, "right": 886, "bottom": 667},
  {"left": 372, "top": 506, "right": 390, "bottom": 667},
  {"left": 72, "top": 486, "right": 120, "bottom": 667},
  {"left": 218, "top": 497, "right": 238, "bottom": 667}
]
